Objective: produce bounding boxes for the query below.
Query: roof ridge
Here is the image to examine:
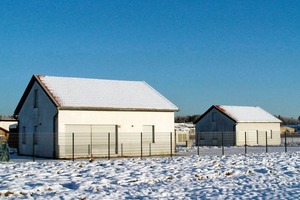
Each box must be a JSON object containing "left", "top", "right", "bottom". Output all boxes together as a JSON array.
[{"left": 41, "top": 75, "right": 143, "bottom": 83}]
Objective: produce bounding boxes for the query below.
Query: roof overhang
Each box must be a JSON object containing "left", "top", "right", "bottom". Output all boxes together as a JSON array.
[{"left": 58, "top": 106, "right": 179, "bottom": 112}]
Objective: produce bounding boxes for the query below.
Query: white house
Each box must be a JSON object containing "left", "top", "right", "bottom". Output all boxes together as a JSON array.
[
  {"left": 14, "top": 75, "right": 179, "bottom": 158},
  {"left": 194, "top": 105, "right": 282, "bottom": 146}
]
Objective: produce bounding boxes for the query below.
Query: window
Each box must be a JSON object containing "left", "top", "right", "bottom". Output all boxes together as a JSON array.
[
  {"left": 270, "top": 130, "right": 273, "bottom": 139},
  {"left": 22, "top": 126, "right": 26, "bottom": 144},
  {"left": 212, "top": 112, "right": 217, "bottom": 122},
  {"left": 34, "top": 89, "right": 38, "bottom": 108}
]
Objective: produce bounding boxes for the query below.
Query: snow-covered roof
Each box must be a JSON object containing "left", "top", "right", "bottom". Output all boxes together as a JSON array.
[
  {"left": 175, "top": 123, "right": 195, "bottom": 131},
  {"left": 35, "top": 75, "right": 178, "bottom": 111},
  {"left": 215, "top": 105, "right": 281, "bottom": 123}
]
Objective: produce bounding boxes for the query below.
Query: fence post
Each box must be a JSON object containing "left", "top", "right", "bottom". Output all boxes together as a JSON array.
[
  {"left": 72, "top": 132, "right": 74, "bottom": 161},
  {"left": 174, "top": 130, "right": 177, "bottom": 153},
  {"left": 90, "top": 128, "right": 93, "bottom": 158},
  {"left": 121, "top": 143, "right": 123, "bottom": 157},
  {"left": 265, "top": 131, "right": 268, "bottom": 153},
  {"left": 285, "top": 131, "right": 287, "bottom": 153},
  {"left": 140, "top": 132, "right": 143, "bottom": 159},
  {"left": 170, "top": 132, "right": 173, "bottom": 158},
  {"left": 244, "top": 131, "right": 247, "bottom": 155},
  {"left": 108, "top": 132, "right": 110, "bottom": 160},
  {"left": 149, "top": 143, "right": 151, "bottom": 157},
  {"left": 222, "top": 132, "right": 224, "bottom": 156},
  {"left": 32, "top": 132, "right": 35, "bottom": 162},
  {"left": 197, "top": 132, "right": 200, "bottom": 156}
]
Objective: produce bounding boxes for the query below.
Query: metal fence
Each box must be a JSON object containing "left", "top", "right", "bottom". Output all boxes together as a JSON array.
[
  {"left": 177, "top": 131, "right": 300, "bottom": 156},
  {"left": 6, "top": 131, "right": 300, "bottom": 162},
  {"left": 9, "top": 132, "right": 176, "bottom": 161}
]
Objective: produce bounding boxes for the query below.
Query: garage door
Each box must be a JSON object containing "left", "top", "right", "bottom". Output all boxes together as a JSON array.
[{"left": 64, "top": 124, "right": 117, "bottom": 156}]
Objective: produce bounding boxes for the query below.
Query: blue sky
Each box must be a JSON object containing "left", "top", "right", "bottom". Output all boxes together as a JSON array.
[{"left": 0, "top": 1, "right": 299, "bottom": 118}]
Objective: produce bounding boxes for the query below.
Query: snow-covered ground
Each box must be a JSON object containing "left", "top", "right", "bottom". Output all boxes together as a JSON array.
[{"left": 1, "top": 150, "right": 299, "bottom": 199}]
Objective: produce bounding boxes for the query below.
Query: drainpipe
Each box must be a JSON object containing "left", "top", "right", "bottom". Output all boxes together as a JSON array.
[{"left": 53, "top": 111, "right": 58, "bottom": 158}]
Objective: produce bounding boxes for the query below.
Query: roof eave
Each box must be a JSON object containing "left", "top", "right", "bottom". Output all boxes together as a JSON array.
[
  {"left": 194, "top": 105, "right": 237, "bottom": 124},
  {"left": 58, "top": 106, "right": 179, "bottom": 112}
]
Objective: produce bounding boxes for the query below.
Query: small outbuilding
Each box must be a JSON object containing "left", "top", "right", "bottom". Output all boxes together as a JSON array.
[
  {"left": 194, "top": 105, "right": 282, "bottom": 146},
  {"left": 174, "top": 123, "right": 195, "bottom": 147},
  {"left": 14, "top": 75, "right": 179, "bottom": 158},
  {"left": 0, "top": 116, "right": 18, "bottom": 148}
]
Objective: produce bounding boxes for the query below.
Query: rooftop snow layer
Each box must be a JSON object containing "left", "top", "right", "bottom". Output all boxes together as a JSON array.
[
  {"left": 216, "top": 105, "right": 281, "bottom": 123},
  {"left": 38, "top": 75, "right": 178, "bottom": 111}
]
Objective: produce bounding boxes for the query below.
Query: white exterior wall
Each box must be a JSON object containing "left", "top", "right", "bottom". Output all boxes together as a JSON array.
[
  {"left": 18, "top": 82, "right": 57, "bottom": 157},
  {"left": 57, "top": 110, "right": 175, "bottom": 158},
  {"left": 236, "top": 122, "right": 281, "bottom": 146}
]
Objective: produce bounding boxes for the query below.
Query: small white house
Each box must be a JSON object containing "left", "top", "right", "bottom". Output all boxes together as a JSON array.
[
  {"left": 14, "top": 75, "right": 179, "bottom": 158},
  {"left": 194, "top": 105, "right": 282, "bottom": 146},
  {"left": 174, "top": 123, "right": 195, "bottom": 147}
]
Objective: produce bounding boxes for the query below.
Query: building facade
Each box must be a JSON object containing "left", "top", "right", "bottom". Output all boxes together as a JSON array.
[
  {"left": 15, "top": 75, "right": 179, "bottom": 158},
  {"left": 195, "top": 105, "right": 282, "bottom": 146}
]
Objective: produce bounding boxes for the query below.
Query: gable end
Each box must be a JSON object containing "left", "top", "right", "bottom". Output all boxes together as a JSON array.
[{"left": 14, "top": 75, "right": 60, "bottom": 115}]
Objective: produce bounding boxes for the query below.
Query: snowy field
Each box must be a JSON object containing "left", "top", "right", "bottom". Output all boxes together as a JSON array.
[{"left": 1, "top": 150, "right": 299, "bottom": 199}]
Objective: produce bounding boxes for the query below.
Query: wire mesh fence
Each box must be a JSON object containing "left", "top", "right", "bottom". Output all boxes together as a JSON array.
[
  {"left": 8, "top": 131, "right": 175, "bottom": 161},
  {"left": 5, "top": 130, "right": 300, "bottom": 162},
  {"left": 177, "top": 131, "right": 300, "bottom": 156}
]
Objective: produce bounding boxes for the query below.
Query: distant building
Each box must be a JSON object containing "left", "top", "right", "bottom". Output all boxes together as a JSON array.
[
  {"left": 14, "top": 75, "right": 179, "bottom": 158},
  {"left": 0, "top": 116, "right": 18, "bottom": 147},
  {"left": 280, "top": 126, "right": 295, "bottom": 134},
  {"left": 0, "top": 116, "right": 17, "bottom": 132},
  {"left": 194, "top": 105, "right": 282, "bottom": 146},
  {"left": 174, "top": 123, "right": 195, "bottom": 147}
]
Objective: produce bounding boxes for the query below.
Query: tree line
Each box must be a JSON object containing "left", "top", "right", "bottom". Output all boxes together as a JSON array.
[
  {"left": 175, "top": 115, "right": 201, "bottom": 123},
  {"left": 276, "top": 115, "right": 300, "bottom": 125}
]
